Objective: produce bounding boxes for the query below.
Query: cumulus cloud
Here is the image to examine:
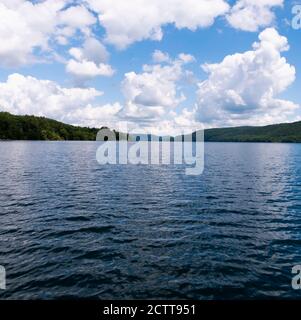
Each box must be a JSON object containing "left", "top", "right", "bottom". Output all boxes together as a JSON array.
[
  {"left": 0, "top": 0, "right": 96, "bottom": 67},
  {"left": 66, "top": 59, "right": 115, "bottom": 80},
  {"left": 119, "top": 53, "right": 196, "bottom": 122},
  {"left": 152, "top": 50, "right": 170, "bottom": 63},
  {"left": 86, "top": 0, "right": 230, "bottom": 48},
  {"left": 227, "top": 0, "right": 283, "bottom": 32},
  {"left": 178, "top": 53, "right": 196, "bottom": 64},
  {"left": 58, "top": 4, "right": 96, "bottom": 32},
  {"left": 102, "top": 52, "right": 202, "bottom": 135},
  {"left": 196, "top": 28, "right": 298, "bottom": 127},
  {"left": 66, "top": 38, "right": 114, "bottom": 82},
  {"left": 0, "top": 73, "right": 115, "bottom": 126},
  {"left": 63, "top": 102, "right": 122, "bottom": 128}
]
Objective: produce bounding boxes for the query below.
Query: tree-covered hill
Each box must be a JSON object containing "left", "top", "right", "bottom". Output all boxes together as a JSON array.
[
  {"left": 1, "top": 111, "right": 301, "bottom": 142},
  {"left": 0, "top": 112, "right": 98, "bottom": 140},
  {"left": 204, "top": 122, "right": 301, "bottom": 143}
]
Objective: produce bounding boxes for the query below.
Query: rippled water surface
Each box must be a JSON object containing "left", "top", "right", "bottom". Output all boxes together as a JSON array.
[{"left": 1, "top": 141, "right": 301, "bottom": 299}]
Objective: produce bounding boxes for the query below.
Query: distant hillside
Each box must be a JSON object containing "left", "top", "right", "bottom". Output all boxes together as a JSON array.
[
  {"left": 1, "top": 112, "right": 301, "bottom": 142},
  {"left": 204, "top": 122, "right": 301, "bottom": 143},
  {"left": 0, "top": 112, "right": 98, "bottom": 140}
]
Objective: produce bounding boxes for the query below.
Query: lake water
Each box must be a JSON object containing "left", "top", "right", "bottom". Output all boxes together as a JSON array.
[{"left": 1, "top": 141, "right": 301, "bottom": 299}]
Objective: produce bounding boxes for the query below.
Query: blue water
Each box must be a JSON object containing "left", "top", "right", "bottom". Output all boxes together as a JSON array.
[{"left": 1, "top": 141, "right": 301, "bottom": 299}]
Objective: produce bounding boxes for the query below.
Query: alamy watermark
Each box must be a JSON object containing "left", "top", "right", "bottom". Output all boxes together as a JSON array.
[
  {"left": 0, "top": 265, "right": 5, "bottom": 290},
  {"left": 292, "top": 265, "right": 301, "bottom": 290},
  {"left": 95, "top": 123, "right": 204, "bottom": 176},
  {"left": 292, "top": 5, "right": 301, "bottom": 29}
]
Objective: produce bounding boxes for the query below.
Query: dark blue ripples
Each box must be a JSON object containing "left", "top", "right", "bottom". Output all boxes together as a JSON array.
[{"left": 1, "top": 141, "right": 301, "bottom": 299}]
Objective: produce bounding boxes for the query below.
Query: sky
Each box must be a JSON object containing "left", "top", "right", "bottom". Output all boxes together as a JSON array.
[{"left": 0, "top": 0, "right": 300, "bottom": 135}]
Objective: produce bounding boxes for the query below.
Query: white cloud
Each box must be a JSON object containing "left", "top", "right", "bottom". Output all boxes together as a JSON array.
[
  {"left": 119, "top": 54, "right": 195, "bottom": 122},
  {"left": 122, "top": 64, "right": 183, "bottom": 109},
  {"left": 66, "top": 59, "right": 115, "bottom": 80},
  {"left": 227, "top": 0, "right": 283, "bottom": 32},
  {"left": 0, "top": 73, "right": 104, "bottom": 122},
  {"left": 58, "top": 4, "right": 96, "bottom": 31},
  {"left": 63, "top": 102, "right": 122, "bottom": 128},
  {"left": 0, "top": 72, "right": 125, "bottom": 128},
  {"left": 74, "top": 38, "right": 109, "bottom": 64},
  {"left": 86, "top": 0, "right": 230, "bottom": 48},
  {"left": 152, "top": 50, "right": 170, "bottom": 63},
  {"left": 178, "top": 53, "right": 196, "bottom": 64},
  {"left": 112, "top": 52, "right": 201, "bottom": 134},
  {"left": 0, "top": 0, "right": 96, "bottom": 67},
  {"left": 66, "top": 38, "right": 114, "bottom": 82},
  {"left": 196, "top": 28, "right": 298, "bottom": 127}
]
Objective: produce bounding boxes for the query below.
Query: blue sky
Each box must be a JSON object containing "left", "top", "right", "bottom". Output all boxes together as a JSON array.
[{"left": 0, "top": 0, "right": 300, "bottom": 134}]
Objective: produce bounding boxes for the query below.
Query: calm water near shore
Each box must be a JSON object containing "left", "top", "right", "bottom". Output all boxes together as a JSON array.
[{"left": 1, "top": 141, "right": 301, "bottom": 299}]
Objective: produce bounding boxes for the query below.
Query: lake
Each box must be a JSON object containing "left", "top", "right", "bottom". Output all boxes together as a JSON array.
[{"left": 1, "top": 141, "right": 301, "bottom": 299}]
